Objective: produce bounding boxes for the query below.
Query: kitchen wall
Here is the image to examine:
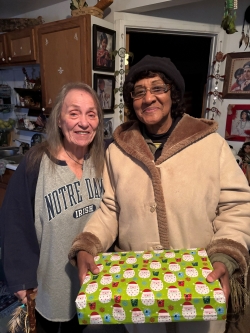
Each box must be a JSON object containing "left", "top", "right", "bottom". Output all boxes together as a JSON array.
[
  {"left": 1, "top": 0, "right": 249, "bottom": 153},
  {"left": 13, "top": 0, "right": 105, "bottom": 23},
  {"left": 0, "top": 2, "right": 114, "bottom": 147}
]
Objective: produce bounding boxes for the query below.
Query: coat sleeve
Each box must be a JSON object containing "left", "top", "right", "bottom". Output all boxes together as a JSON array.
[
  {"left": 0, "top": 154, "right": 40, "bottom": 294},
  {"left": 69, "top": 147, "right": 119, "bottom": 264},
  {"left": 207, "top": 138, "right": 250, "bottom": 277}
]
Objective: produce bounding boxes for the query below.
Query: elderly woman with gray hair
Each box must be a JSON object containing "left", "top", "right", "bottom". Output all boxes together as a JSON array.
[{"left": 0, "top": 82, "right": 106, "bottom": 333}]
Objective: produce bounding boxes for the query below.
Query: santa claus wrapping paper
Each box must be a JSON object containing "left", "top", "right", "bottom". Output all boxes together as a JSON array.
[{"left": 75, "top": 248, "right": 227, "bottom": 324}]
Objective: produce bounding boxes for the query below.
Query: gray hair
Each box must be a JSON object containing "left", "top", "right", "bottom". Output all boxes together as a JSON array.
[{"left": 28, "top": 82, "right": 105, "bottom": 177}]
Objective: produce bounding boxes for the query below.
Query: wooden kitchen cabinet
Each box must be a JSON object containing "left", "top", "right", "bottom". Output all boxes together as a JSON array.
[
  {"left": 37, "top": 15, "right": 92, "bottom": 112},
  {"left": 6, "top": 26, "right": 39, "bottom": 64},
  {"left": 0, "top": 34, "right": 8, "bottom": 65},
  {"left": 0, "top": 27, "right": 39, "bottom": 66},
  {"left": 0, "top": 169, "right": 14, "bottom": 207}
]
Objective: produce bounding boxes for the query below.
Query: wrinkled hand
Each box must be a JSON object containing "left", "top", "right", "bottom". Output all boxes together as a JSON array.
[
  {"left": 206, "top": 261, "right": 230, "bottom": 305},
  {"left": 77, "top": 251, "right": 100, "bottom": 285},
  {"left": 241, "top": 80, "right": 250, "bottom": 90},
  {"left": 14, "top": 288, "right": 37, "bottom": 305}
]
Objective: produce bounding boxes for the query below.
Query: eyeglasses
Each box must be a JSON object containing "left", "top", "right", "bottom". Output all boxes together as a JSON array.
[{"left": 131, "top": 84, "right": 171, "bottom": 100}]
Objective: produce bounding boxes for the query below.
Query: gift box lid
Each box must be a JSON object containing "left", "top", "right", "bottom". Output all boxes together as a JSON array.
[{"left": 76, "top": 248, "right": 227, "bottom": 324}]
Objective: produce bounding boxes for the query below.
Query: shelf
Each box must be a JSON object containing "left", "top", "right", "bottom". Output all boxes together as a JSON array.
[
  {"left": 16, "top": 127, "right": 45, "bottom": 133},
  {"left": 0, "top": 104, "right": 13, "bottom": 113},
  {"left": 14, "top": 88, "right": 42, "bottom": 114},
  {"left": 14, "top": 88, "right": 42, "bottom": 96},
  {"left": 15, "top": 105, "right": 42, "bottom": 111}
]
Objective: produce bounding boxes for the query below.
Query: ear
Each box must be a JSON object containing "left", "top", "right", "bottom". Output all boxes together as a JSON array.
[{"left": 58, "top": 119, "right": 61, "bottom": 128}]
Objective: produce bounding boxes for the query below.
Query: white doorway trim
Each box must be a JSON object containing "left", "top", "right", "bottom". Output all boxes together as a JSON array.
[{"left": 113, "top": 12, "right": 222, "bottom": 129}]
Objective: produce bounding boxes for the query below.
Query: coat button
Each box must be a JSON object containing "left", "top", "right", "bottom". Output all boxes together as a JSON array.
[
  {"left": 150, "top": 204, "right": 156, "bottom": 212},
  {"left": 153, "top": 245, "right": 163, "bottom": 250}
]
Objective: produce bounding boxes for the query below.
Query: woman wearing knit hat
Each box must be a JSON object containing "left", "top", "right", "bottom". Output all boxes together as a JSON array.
[{"left": 69, "top": 55, "right": 250, "bottom": 333}]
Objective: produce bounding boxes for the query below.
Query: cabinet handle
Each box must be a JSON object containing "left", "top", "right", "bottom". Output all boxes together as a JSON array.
[
  {"left": 1, "top": 58, "right": 5, "bottom": 61},
  {"left": 8, "top": 57, "right": 11, "bottom": 61},
  {"left": 42, "top": 108, "right": 45, "bottom": 111}
]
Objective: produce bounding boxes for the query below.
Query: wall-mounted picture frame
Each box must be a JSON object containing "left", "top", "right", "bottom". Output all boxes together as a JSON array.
[
  {"left": 222, "top": 52, "right": 250, "bottom": 99},
  {"left": 225, "top": 104, "right": 250, "bottom": 142},
  {"left": 93, "top": 24, "right": 116, "bottom": 72},
  {"left": 94, "top": 73, "right": 115, "bottom": 113},
  {"left": 103, "top": 117, "right": 114, "bottom": 139}
]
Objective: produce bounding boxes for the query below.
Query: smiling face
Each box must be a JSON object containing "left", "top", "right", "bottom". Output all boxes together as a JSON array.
[
  {"left": 244, "top": 144, "right": 250, "bottom": 154},
  {"left": 99, "top": 80, "right": 105, "bottom": 92},
  {"left": 132, "top": 76, "right": 172, "bottom": 134},
  {"left": 244, "top": 66, "right": 250, "bottom": 80},
  {"left": 241, "top": 111, "right": 247, "bottom": 121},
  {"left": 238, "top": 73, "right": 245, "bottom": 82},
  {"left": 101, "top": 38, "right": 108, "bottom": 50},
  {"left": 58, "top": 89, "right": 99, "bottom": 152}
]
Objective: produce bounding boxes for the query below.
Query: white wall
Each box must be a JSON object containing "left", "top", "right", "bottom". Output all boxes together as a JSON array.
[
  {"left": 14, "top": 1, "right": 70, "bottom": 22},
  {"left": 13, "top": 0, "right": 105, "bottom": 23},
  {"left": 12, "top": 0, "right": 206, "bottom": 23}
]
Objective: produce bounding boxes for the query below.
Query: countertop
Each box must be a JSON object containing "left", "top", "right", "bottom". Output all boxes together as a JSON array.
[{"left": 6, "top": 163, "right": 18, "bottom": 171}]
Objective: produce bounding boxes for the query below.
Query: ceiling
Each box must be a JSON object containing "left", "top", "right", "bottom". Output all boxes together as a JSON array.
[
  {"left": 0, "top": 0, "right": 66, "bottom": 18},
  {"left": 0, "top": 0, "right": 203, "bottom": 19}
]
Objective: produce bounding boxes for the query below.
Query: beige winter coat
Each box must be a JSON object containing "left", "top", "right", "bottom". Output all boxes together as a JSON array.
[{"left": 69, "top": 114, "right": 250, "bottom": 333}]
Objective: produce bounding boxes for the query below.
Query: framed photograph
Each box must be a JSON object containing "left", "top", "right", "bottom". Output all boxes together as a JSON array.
[
  {"left": 94, "top": 73, "right": 115, "bottom": 113},
  {"left": 222, "top": 52, "right": 250, "bottom": 99},
  {"left": 225, "top": 104, "right": 250, "bottom": 142},
  {"left": 93, "top": 24, "right": 116, "bottom": 72},
  {"left": 103, "top": 117, "right": 114, "bottom": 139}
]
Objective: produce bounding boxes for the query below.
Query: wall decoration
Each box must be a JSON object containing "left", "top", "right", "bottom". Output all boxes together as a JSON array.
[
  {"left": 205, "top": 46, "right": 226, "bottom": 120},
  {"left": 94, "top": 73, "right": 115, "bottom": 113},
  {"left": 221, "top": 0, "right": 238, "bottom": 34},
  {"left": 71, "top": 0, "right": 113, "bottom": 18},
  {"left": 222, "top": 52, "right": 250, "bottom": 98},
  {"left": 205, "top": 106, "right": 221, "bottom": 119},
  {"left": 93, "top": 25, "right": 115, "bottom": 72},
  {"left": 239, "top": 5, "right": 250, "bottom": 49},
  {"left": 94, "top": 0, "right": 113, "bottom": 11},
  {"left": 103, "top": 117, "right": 113, "bottom": 139},
  {"left": 225, "top": 104, "right": 250, "bottom": 142},
  {"left": 111, "top": 48, "right": 134, "bottom": 122},
  {"left": 70, "top": 0, "right": 88, "bottom": 11}
]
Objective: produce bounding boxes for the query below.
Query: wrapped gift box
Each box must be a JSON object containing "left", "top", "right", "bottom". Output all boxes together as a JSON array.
[{"left": 76, "top": 248, "right": 227, "bottom": 324}]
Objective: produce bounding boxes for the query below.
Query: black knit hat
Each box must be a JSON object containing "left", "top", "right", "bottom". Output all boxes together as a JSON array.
[{"left": 125, "top": 55, "right": 185, "bottom": 98}]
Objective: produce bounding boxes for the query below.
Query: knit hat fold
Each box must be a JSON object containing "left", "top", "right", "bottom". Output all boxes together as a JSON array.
[{"left": 125, "top": 55, "right": 185, "bottom": 98}]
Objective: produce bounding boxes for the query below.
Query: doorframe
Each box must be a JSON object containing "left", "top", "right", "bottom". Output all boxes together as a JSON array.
[{"left": 113, "top": 12, "right": 222, "bottom": 129}]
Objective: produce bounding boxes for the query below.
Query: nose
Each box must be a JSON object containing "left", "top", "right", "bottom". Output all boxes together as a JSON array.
[
  {"left": 143, "top": 88, "right": 156, "bottom": 103},
  {"left": 78, "top": 114, "right": 89, "bottom": 127}
]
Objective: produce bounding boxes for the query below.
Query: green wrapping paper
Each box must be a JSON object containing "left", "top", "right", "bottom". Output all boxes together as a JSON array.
[{"left": 76, "top": 248, "right": 227, "bottom": 324}]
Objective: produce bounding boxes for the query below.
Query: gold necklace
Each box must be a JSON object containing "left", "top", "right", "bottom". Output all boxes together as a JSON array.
[{"left": 64, "top": 149, "right": 83, "bottom": 166}]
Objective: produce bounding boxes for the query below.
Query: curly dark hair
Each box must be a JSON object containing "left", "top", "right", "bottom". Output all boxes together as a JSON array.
[
  {"left": 238, "top": 142, "right": 250, "bottom": 159},
  {"left": 123, "top": 71, "right": 186, "bottom": 121},
  {"left": 240, "top": 110, "right": 250, "bottom": 121},
  {"left": 234, "top": 68, "right": 244, "bottom": 79}
]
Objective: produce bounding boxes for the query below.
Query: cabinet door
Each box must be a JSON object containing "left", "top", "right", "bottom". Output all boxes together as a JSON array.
[
  {"left": 0, "top": 169, "right": 14, "bottom": 207},
  {"left": 0, "top": 34, "right": 8, "bottom": 65},
  {"left": 38, "top": 15, "right": 91, "bottom": 111},
  {"left": 0, "top": 186, "right": 6, "bottom": 207},
  {"left": 6, "top": 27, "right": 37, "bottom": 63}
]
